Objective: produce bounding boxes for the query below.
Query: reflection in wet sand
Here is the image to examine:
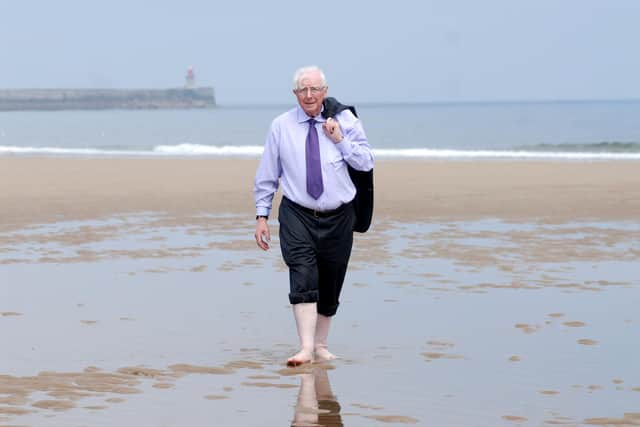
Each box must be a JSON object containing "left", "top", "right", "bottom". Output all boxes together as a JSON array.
[
  {"left": 289, "top": 367, "right": 420, "bottom": 426},
  {"left": 291, "top": 367, "right": 343, "bottom": 427}
]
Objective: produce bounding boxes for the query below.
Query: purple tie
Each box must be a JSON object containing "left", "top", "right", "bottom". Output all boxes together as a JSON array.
[{"left": 306, "top": 118, "right": 323, "bottom": 199}]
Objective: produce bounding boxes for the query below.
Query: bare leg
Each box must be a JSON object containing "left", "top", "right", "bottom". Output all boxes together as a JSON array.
[
  {"left": 314, "top": 314, "right": 337, "bottom": 361},
  {"left": 287, "top": 303, "right": 317, "bottom": 366}
]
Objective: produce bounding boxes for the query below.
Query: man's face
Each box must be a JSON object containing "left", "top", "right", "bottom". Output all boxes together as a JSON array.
[{"left": 293, "top": 71, "right": 327, "bottom": 117}]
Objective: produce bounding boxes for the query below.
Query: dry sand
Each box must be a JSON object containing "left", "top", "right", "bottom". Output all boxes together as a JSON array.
[{"left": 1, "top": 157, "right": 639, "bottom": 231}]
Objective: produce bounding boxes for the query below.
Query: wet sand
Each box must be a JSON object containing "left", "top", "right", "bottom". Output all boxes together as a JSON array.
[{"left": 1, "top": 158, "right": 640, "bottom": 426}]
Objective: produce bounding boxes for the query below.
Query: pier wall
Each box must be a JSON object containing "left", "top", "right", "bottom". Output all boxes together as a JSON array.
[{"left": 0, "top": 88, "right": 216, "bottom": 111}]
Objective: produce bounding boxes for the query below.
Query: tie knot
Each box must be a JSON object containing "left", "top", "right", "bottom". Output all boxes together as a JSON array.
[{"left": 308, "top": 118, "right": 316, "bottom": 126}]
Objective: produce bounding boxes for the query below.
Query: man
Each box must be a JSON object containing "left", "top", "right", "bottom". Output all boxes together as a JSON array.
[{"left": 254, "top": 65, "right": 374, "bottom": 366}]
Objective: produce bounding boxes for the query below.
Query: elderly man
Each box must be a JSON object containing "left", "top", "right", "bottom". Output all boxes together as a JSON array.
[{"left": 254, "top": 65, "right": 374, "bottom": 366}]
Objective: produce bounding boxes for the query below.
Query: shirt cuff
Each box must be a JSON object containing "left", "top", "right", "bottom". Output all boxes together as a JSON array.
[{"left": 256, "top": 207, "right": 271, "bottom": 217}]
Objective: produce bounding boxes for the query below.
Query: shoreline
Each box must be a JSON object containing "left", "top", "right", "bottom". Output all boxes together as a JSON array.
[{"left": 1, "top": 157, "right": 640, "bottom": 231}]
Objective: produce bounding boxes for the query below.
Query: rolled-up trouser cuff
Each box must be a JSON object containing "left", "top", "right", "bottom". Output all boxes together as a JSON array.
[
  {"left": 289, "top": 290, "right": 319, "bottom": 305},
  {"left": 318, "top": 303, "right": 339, "bottom": 317}
]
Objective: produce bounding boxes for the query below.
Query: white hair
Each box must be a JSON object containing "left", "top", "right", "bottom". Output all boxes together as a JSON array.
[{"left": 292, "top": 65, "right": 327, "bottom": 90}]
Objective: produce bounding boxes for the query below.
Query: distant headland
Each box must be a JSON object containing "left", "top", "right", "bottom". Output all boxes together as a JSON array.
[{"left": 0, "top": 66, "right": 215, "bottom": 111}]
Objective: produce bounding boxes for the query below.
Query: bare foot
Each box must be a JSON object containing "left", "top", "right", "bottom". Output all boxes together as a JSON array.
[
  {"left": 314, "top": 347, "right": 337, "bottom": 361},
  {"left": 287, "top": 349, "right": 314, "bottom": 367}
]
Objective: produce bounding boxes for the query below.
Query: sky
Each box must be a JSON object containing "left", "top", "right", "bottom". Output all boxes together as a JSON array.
[{"left": 1, "top": 0, "right": 639, "bottom": 105}]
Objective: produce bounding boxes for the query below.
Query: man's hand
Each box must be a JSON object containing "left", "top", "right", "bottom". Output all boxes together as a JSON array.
[
  {"left": 255, "top": 217, "right": 271, "bottom": 250},
  {"left": 322, "top": 117, "right": 343, "bottom": 144}
]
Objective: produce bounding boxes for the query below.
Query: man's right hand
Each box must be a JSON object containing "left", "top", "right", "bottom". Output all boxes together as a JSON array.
[{"left": 255, "top": 217, "right": 271, "bottom": 250}]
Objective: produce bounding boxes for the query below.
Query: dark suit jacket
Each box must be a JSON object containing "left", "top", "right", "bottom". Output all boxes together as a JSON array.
[{"left": 321, "top": 97, "right": 374, "bottom": 233}]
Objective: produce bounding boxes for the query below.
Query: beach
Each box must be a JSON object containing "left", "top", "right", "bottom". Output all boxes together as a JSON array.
[
  {"left": 1, "top": 157, "right": 640, "bottom": 426},
  {"left": 2, "top": 158, "right": 640, "bottom": 230}
]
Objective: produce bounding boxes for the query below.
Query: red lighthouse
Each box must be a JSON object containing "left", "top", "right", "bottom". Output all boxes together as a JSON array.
[{"left": 185, "top": 66, "right": 195, "bottom": 88}]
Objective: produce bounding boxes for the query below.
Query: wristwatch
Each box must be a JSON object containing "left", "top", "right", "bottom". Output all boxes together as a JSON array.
[{"left": 256, "top": 215, "right": 268, "bottom": 220}]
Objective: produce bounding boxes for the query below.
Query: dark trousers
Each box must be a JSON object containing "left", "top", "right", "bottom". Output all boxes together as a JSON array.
[{"left": 278, "top": 197, "right": 355, "bottom": 317}]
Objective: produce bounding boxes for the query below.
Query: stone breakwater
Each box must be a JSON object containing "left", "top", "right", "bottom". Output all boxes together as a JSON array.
[{"left": 0, "top": 87, "right": 215, "bottom": 111}]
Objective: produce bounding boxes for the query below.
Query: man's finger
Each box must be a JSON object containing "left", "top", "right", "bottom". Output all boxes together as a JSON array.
[
  {"left": 256, "top": 238, "right": 267, "bottom": 250},
  {"left": 257, "top": 231, "right": 270, "bottom": 250}
]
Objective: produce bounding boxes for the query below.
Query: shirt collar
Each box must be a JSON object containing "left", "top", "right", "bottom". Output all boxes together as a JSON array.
[{"left": 296, "top": 105, "right": 326, "bottom": 124}]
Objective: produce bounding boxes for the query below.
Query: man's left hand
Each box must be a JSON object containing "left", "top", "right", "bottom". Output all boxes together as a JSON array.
[{"left": 322, "top": 117, "right": 343, "bottom": 144}]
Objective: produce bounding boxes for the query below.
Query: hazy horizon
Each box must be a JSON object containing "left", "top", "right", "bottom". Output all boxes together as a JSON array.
[
  {"left": 2, "top": 87, "right": 640, "bottom": 107},
  {"left": 2, "top": 0, "right": 639, "bottom": 105}
]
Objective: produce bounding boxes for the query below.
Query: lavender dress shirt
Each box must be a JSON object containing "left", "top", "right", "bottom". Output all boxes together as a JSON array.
[{"left": 254, "top": 105, "right": 374, "bottom": 218}]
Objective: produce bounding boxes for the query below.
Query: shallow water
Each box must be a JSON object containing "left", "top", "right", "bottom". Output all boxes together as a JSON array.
[
  {"left": 1, "top": 214, "right": 639, "bottom": 426},
  {"left": 2, "top": 101, "right": 640, "bottom": 160}
]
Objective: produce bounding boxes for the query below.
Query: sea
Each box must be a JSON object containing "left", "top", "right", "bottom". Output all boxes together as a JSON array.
[{"left": 1, "top": 100, "right": 640, "bottom": 160}]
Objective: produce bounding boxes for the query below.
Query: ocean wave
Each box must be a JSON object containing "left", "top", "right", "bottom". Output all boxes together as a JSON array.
[
  {"left": 523, "top": 142, "right": 640, "bottom": 153},
  {"left": 153, "top": 144, "right": 264, "bottom": 156},
  {"left": 2, "top": 144, "right": 640, "bottom": 160},
  {"left": 0, "top": 144, "right": 264, "bottom": 157},
  {"left": 0, "top": 145, "right": 150, "bottom": 156},
  {"left": 373, "top": 148, "right": 640, "bottom": 159}
]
